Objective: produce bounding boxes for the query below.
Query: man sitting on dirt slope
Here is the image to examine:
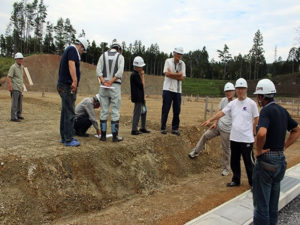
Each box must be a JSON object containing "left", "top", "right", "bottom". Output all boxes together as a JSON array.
[
  {"left": 189, "top": 82, "right": 235, "bottom": 176},
  {"left": 96, "top": 39, "right": 125, "bottom": 142},
  {"left": 57, "top": 37, "right": 88, "bottom": 147},
  {"left": 74, "top": 94, "right": 101, "bottom": 137}
]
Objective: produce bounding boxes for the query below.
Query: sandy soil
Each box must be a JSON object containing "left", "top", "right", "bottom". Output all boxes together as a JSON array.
[{"left": 0, "top": 90, "right": 299, "bottom": 225}]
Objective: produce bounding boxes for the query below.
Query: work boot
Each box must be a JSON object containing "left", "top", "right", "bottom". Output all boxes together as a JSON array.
[
  {"left": 100, "top": 120, "right": 107, "bottom": 141},
  {"left": 112, "top": 121, "right": 123, "bottom": 142}
]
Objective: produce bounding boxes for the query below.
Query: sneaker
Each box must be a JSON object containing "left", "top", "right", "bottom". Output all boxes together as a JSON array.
[
  {"left": 64, "top": 138, "right": 80, "bottom": 147},
  {"left": 161, "top": 130, "right": 167, "bottom": 135},
  {"left": 188, "top": 149, "right": 199, "bottom": 159},
  {"left": 139, "top": 128, "right": 150, "bottom": 133},
  {"left": 171, "top": 130, "right": 180, "bottom": 136},
  {"left": 222, "top": 169, "right": 230, "bottom": 176},
  {"left": 131, "top": 130, "right": 142, "bottom": 135},
  {"left": 61, "top": 138, "right": 78, "bottom": 143}
]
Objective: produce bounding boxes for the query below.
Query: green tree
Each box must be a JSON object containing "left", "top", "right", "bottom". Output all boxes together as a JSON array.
[
  {"left": 54, "top": 17, "right": 65, "bottom": 54},
  {"left": 217, "top": 44, "right": 232, "bottom": 79}
]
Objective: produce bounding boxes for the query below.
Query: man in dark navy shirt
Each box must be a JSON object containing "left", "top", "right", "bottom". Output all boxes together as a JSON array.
[
  {"left": 253, "top": 79, "right": 300, "bottom": 225},
  {"left": 57, "top": 37, "right": 88, "bottom": 147}
]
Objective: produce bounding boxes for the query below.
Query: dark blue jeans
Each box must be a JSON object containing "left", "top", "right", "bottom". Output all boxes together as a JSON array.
[
  {"left": 161, "top": 90, "right": 181, "bottom": 130},
  {"left": 252, "top": 153, "right": 286, "bottom": 225},
  {"left": 57, "top": 84, "right": 76, "bottom": 142}
]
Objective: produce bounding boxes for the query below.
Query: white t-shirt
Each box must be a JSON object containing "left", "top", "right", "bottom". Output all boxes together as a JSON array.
[
  {"left": 222, "top": 97, "right": 259, "bottom": 143},
  {"left": 218, "top": 97, "right": 232, "bottom": 133},
  {"left": 163, "top": 58, "right": 186, "bottom": 93}
]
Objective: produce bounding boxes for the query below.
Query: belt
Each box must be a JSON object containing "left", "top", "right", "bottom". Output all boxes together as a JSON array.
[
  {"left": 113, "top": 81, "right": 121, "bottom": 85},
  {"left": 262, "top": 151, "right": 284, "bottom": 156}
]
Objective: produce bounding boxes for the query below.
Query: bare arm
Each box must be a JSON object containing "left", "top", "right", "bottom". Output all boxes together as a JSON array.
[
  {"left": 165, "top": 68, "right": 183, "bottom": 80},
  {"left": 68, "top": 60, "right": 77, "bottom": 92},
  {"left": 201, "top": 111, "right": 225, "bottom": 127},
  {"left": 285, "top": 125, "right": 300, "bottom": 149},
  {"left": 253, "top": 117, "right": 259, "bottom": 136},
  {"left": 255, "top": 127, "right": 269, "bottom": 157},
  {"left": 7, "top": 76, "right": 12, "bottom": 92}
]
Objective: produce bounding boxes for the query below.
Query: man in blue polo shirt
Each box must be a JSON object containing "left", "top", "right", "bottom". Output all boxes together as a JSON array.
[
  {"left": 253, "top": 79, "right": 300, "bottom": 225},
  {"left": 57, "top": 37, "right": 88, "bottom": 147}
]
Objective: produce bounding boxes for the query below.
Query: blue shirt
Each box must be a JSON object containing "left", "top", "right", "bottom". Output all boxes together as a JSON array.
[
  {"left": 258, "top": 101, "right": 298, "bottom": 151},
  {"left": 57, "top": 45, "right": 80, "bottom": 86}
]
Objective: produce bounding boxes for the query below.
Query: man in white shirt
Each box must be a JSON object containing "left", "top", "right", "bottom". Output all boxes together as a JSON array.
[
  {"left": 189, "top": 82, "right": 235, "bottom": 176},
  {"left": 96, "top": 39, "right": 125, "bottom": 142},
  {"left": 161, "top": 47, "right": 186, "bottom": 136},
  {"left": 202, "top": 78, "right": 259, "bottom": 187}
]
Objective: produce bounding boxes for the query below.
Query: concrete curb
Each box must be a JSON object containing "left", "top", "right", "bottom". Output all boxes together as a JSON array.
[{"left": 185, "top": 163, "right": 300, "bottom": 225}]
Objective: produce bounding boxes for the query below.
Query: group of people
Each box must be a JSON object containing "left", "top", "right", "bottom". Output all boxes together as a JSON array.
[
  {"left": 7, "top": 38, "right": 300, "bottom": 225},
  {"left": 56, "top": 38, "right": 187, "bottom": 147}
]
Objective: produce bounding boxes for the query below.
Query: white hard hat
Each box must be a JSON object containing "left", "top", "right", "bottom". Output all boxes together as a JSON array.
[
  {"left": 174, "top": 47, "right": 184, "bottom": 55},
  {"left": 14, "top": 52, "right": 24, "bottom": 59},
  {"left": 254, "top": 79, "right": 276, "bottom": 95},
  {"left": 94, "top": 94, "right": 101, "bottom": 103},
  {"left": 76, "top": 37, "right": 88, "bottom": 52},
  {"left": 111, "top": 39, "right": 122, "bottom": 49},
  {"left": 133, "top": 56, "right": 146, "bottom": 67},
  {"left": 224, "top": 82, "right": 235, "bottom": 92},
  {"left": 235, "top": 78, "right": 248, "bottom": 88}
]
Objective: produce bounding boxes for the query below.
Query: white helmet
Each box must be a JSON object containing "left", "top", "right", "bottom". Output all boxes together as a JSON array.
[
  {"left": 224, "top": 82, "right": 235, "bottom": 92},
  {"left": 174, "top": 47, "right": 184, "bottom": 55},
  {"left": 133, "top": 56, "right": 146, "bottom": 67},
  {"left": 254, "top": 79, "right": 276, "bottom": 95},
  {"left": 14, "top": 52, "right": 24, "bottom": 59},
  {"left": 76, "top": 37, "right": 88, "bottom": 52},
  {"left": 94, "top": 94, "right": 101, "bottom": 103},
  {"left": 235, "top": 78, "right": 248, "bottom": 88},
  {"left": 111, "top": 39, "right": 122, "bottom": 49}
]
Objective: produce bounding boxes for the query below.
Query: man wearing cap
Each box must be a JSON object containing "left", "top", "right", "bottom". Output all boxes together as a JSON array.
[
  {"left": 161, "top": 47, "right": 186, "bottom": 135},
  {"left": 130, "top": 56, "right": 150, "bottom": 135},
  {"left": 253, "top": 79, "right": 300, "bottom": 225},
  {"left": 202, "top": 78, "right": 259, "bottom": 188},
  {"left": 7, "top": 52, "right": 24, "bottom": 122},
  {"left": 74, "top": 94, "right": 101, "bottom": 137},
  {"left": 96, "top": 39, "right": 125, "bottom": 142},
  {"left": 57, "top": 37, "right": 88, "bottom": 147},
  {"left": 189, "top": 82, "right": 235, "bottom": 176}
]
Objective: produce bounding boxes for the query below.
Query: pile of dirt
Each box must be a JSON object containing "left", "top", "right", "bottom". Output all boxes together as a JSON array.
[{"left": 0, "top": 54, "right": 164, "bottom": 96}]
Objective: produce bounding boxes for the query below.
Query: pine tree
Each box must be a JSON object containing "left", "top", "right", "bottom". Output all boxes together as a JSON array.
[
  {"left": 249, "top": 29, "right": 265, "bottom": 79},
  {"left": 217, "top": 44, "right": 232, "bottom": 79}
]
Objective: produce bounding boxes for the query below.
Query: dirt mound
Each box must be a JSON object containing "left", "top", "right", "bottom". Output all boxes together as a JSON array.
[{"left": 0, "top": 54, "right": 164, "bottom": 96}]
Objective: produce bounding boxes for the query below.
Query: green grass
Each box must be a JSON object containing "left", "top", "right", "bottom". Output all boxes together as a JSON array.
[
  {"left": 182, "top": 77, "right": 226, "bottom": 96},
  {"left": 0, "top": 56, "right": 14, "bottom": 78}
]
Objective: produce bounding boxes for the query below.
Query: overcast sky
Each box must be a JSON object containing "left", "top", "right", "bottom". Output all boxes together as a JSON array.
[{"left": 0, "top": 0, "right": 299, "bottom": 62}]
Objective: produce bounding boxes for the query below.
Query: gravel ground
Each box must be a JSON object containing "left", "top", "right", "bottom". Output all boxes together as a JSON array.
[{"left": 278, "top": 195, "right": 300, "bottom": 225}]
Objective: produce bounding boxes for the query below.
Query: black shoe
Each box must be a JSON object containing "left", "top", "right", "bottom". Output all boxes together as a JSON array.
[
  {"left": 11, "top": 119, "right": 21, "bottom": 122},
  {"left": 100, "top": 131, "right": 106, "bottom": 141},
  {"left": 139, "top": 128, "right": 150, "bottom": 133},
  {"left": 131, "top": 130, "right": 142, "bottom": 135},
  {"left": 171, "top": 130, "right": 180, "bottom": 136},
  {"left": 18, "top": 116, "right": 24, "bottom": 120},
  {"left": 161, "top": 130, "right": 167, "bottom": 134},
  {"left": 113, "top": 135, "right": 123, "bottom": 142},
  {"left": 226, "top": 181, "right": 240, "bottom": 187}
]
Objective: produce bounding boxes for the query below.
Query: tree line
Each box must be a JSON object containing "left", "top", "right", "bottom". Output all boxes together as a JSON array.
[{"left": 0, "top": 0, "right": 299, "bottom": 80}]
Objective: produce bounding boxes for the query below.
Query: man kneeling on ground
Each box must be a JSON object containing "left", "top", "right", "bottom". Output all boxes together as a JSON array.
[{"left": 74, "top": 94, "right": 101, "bottom": 137}]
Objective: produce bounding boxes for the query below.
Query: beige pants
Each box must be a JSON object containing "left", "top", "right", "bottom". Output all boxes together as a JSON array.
[{"left": 194, "top": 126, "right": 231, "bottom": 170}]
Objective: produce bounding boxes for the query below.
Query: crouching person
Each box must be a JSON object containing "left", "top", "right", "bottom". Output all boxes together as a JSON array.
[
  {"left": 130, "top": 56, "right": 150, "bottom": 135},
  {"left": 74, "top": 94, "right": 101, "bottom": 137}
]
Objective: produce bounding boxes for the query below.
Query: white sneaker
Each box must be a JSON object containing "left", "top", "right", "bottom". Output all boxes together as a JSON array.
[
  {"left": 188, "top": 149, "right": 199, "bottom": 159},
  {"left": 222, "top": 169, "right": 230, "bottom": 176}
]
